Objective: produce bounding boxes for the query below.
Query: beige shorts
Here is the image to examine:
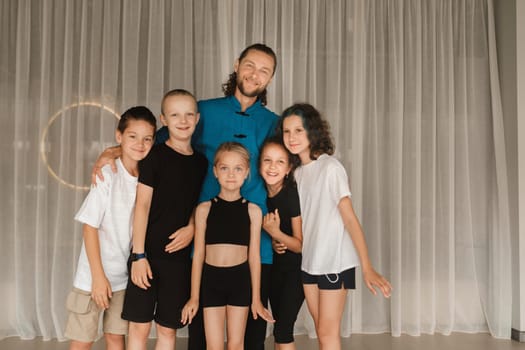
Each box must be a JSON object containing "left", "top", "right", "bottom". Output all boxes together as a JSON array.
[{"left": 64, "top": 288, "right": 128, "bottom": 342}]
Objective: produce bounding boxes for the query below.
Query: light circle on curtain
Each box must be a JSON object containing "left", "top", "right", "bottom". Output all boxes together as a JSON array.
[{"left": 40, "top": 102, "right": 120, "bottom": 191}]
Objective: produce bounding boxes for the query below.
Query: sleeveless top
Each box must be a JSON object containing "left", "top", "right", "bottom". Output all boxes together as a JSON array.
[{"left": 205, "top": 196, "right": 250, "bottom": 246}]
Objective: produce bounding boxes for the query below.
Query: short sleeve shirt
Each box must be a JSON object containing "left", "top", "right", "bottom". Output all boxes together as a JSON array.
[
  {"left": 267, "top": 184, "right": 302, "bottom": 270},
  {"left": 294, "top": 154, "right": 360, "bottom": 274},
  {"left": 138, "top": 143, "right": 207, "bottom": 261},
  {"left": 73, "top": 159, "right": 137, "bottom": 292}
]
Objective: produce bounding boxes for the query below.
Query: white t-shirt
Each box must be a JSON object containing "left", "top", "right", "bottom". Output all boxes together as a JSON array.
[
  {"left": 295, "top": 154, "right": 360, "bottom": 274},
  {"left": 73, "top": 159, "right": 137, "bottom": 292}
]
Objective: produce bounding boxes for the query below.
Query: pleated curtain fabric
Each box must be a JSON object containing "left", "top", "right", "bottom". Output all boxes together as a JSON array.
[{"left": 0, "top": 0, "right": 511, "bottom": 340}]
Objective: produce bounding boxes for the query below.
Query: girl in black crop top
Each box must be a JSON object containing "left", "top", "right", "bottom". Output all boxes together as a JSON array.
[
  {"left": 204, "top": 196, "right": 251, "bottom": 246},
  {"left": 181, "top": 142, "right": 274, "bottom": 349}
]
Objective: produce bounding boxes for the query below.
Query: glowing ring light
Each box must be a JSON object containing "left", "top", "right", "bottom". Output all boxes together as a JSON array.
[{"left": 40, "top": 102, "right": 120, "bottom": 191}]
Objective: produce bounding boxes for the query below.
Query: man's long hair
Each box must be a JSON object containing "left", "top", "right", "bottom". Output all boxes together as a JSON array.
[{"left": 221, "top": 43, "right": 277, "bottom": 106}]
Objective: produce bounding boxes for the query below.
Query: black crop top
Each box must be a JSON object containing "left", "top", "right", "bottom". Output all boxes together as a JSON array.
[{"left": 205, "top": 196, "right": 251, "bottom": 246}]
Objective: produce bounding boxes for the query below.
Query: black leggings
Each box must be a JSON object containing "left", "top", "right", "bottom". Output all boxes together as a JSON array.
[{"left": 269, "top": 266, "right": 304, "bottom": 344}]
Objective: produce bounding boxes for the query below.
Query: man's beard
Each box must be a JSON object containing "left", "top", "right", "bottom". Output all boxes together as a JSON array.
[{"left": 237, "top": 78, "right": 266, "bottom": 98}]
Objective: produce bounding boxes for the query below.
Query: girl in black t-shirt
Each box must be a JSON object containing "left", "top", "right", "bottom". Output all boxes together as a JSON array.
[{"left": 259, "top": 136, "right": 305, "bottom": 349}]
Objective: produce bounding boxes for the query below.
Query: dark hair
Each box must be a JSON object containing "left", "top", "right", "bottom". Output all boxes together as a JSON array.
[
  {"left": 279, "top": 103, "right": 334, "bottom": 161},
  {"left": 221, "top": 43, "right": 277, "bottom": 106},
  {"left": 117, "top": 106, "right": 157, "bottom": 133},
  {"left": 259, "top": 136, "right": 298, "bottom": 188},
  {"left": 161, "top": 88, "right": 198, "bottom": 115}
]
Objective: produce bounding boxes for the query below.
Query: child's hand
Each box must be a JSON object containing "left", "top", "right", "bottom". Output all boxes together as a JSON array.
[
  {"left": 90, "top": 146, "right": 120, "bottom": 185},
  {"left": 263, "top": 209, "right": 281, "bottom": 237},
  {"left": 251, "top": 301, "right": 275, "bottom": 323},
  {"left": 363, "top": 267, "right": 392, "bottom": 298},
  {"left": 181, "top": 299, "right": 199, "bottom": 325},
  {"left": 91, "top": 275, "right": 113, "bottom": 309},
  {"left": 131, "top": 259, "right": 153, "bottom": 290},
  {"left": 272, "top": 239, "right": 287, "bottom": 254},
  {"left": 165, "top": 224, "right": 194, "bottom": 253}
]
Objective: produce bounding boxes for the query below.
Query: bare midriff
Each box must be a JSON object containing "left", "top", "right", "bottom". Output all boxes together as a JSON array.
[{"left": 205, "top": 244, "right": 248, "bottom": 267}]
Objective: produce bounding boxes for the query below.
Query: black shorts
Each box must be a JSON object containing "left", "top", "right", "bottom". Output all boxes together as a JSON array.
[
  {"left": 121, "top": 258, "right": 191, "bottom": 329},
  {"left": 201, "top": 261, "right": 251, "bottom": 307},
  {"left": 302, "top": 268, "right": 356, "bottom": 290}
]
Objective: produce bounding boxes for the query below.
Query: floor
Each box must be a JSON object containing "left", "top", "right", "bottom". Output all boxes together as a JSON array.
[{"left": 0, "top": 333, "right": 523, "bottom": 350}]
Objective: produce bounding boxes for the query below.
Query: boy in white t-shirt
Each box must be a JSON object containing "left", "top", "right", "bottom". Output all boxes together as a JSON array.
[{"left": 65, "top": 106, "right": 156, "bottom": 350}]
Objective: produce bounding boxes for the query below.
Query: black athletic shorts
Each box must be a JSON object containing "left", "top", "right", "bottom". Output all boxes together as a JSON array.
[
  {"left": 302, "top": 267, "right": 356, "bottom": 290},
  {"left": 201, "top": 261, "right": 251, "bottom": 307},
  {"left": 121, "top": 258, "right": 191, "bottom": 329}
]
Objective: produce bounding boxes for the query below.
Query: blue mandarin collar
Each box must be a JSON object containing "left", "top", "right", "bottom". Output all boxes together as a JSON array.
[{"left": 227, "top": 95, "right": 263, "bottom": 115}]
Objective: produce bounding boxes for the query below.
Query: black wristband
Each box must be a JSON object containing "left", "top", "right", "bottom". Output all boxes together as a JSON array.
[{"left": 130, "top": 252, "right": 147, "bottom": 261}]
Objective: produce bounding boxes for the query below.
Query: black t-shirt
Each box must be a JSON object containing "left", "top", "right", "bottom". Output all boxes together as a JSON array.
[
  {"left": 266, "top": 184, "right": 302, "bottom": 270},
  {"left": 139, "top": 143, "right": 207, "bottom": 261}
]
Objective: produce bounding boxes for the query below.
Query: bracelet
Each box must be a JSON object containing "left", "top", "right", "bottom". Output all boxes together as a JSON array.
[{"left": 130, "top": 252, "right": 147, "bottom": 261}]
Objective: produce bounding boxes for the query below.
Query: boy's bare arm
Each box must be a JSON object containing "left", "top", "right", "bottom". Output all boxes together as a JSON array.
[
  {"left": 130, "top": 183, "right": 153, "bottom": 290},
  {"left": 91, "top": 145, "right": 122, "bottom": 184},
  {"left": 83, "top": 224, "right": 112, "bottom": 309}
]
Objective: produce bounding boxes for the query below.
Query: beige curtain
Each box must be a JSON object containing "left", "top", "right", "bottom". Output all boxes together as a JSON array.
[{"left": 0, "top": 0, "right": 511, "bottom": 341}]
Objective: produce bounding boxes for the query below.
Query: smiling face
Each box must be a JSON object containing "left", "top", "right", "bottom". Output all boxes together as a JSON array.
[
  {"left": 282, "top": 114, "right": 311, "bottom": 165},
  {"left": 234, "top": 49, "right": 275, "bottom": 99},
  {"left": 116, "top": 119, "right": 155, "bottom": 163},
  {"left": 160, "top": 94, "right": 199, "bottom": 143},
  {"left": 213, "top": 150, "right": 250, "bottom": 193},
  {"left": 259, "top": 143, "right": 291, "bottom": 193}
]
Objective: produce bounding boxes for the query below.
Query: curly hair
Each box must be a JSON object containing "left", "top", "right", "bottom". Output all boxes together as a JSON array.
[
  {"left": 279, "top": 103, "right": 334, "bottom": 161},
  {"left": 222, "top": 43, "right": 277, "bottom": 106}
]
